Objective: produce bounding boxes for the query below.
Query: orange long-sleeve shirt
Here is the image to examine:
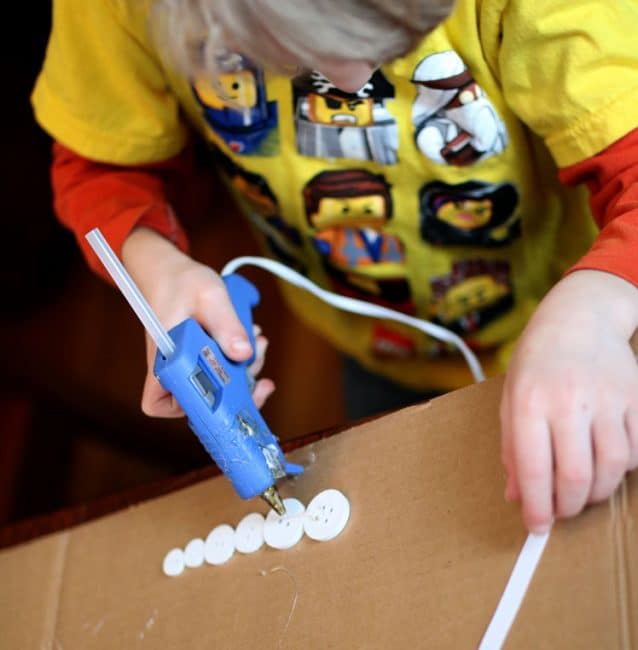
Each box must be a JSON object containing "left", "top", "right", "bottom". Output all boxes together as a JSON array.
[
  {"left": 51, "top": 142, "right": 190, "bottom": 281},
  {"left": 560, "top": 128, "right": 638, "bottom": 287}
]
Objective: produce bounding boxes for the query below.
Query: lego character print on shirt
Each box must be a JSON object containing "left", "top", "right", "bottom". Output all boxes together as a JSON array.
[
  {"left": 303, "top": 169, "right": 415, "bottom": 313},
  {"left": 411, "top": 51, "right": 508, "bottom": 166},
  {"left": 419, "top": 180, "right": 521, "bottom": 247},
  {"left": 428, "top": 259, "right": 514, "bottom": 338},
  {"left": 193, "top": 53, "right": 279, "bottom": 155},
  {"left": 213, "top": 150, "right": 306, "bottom": 272},
  {"left": 293, "top": 70, "right": 398, "bottom": 164}
]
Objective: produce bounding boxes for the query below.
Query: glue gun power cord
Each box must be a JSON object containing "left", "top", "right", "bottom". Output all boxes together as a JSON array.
[{"left": 221, "top": 256, "right": 485, "bottom": 383}]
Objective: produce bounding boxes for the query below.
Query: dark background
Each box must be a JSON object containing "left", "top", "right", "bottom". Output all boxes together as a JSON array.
[{"left": 0, "top": 3, "right": 344, "bottom": 528}]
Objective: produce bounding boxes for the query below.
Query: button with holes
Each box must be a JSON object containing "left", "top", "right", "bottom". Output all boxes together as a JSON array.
[
  {"left": 204, "top": 524, "right": 236, "bottom": 565},
  {"left": 184, "top": 537, "right": 206, "bottom": 568},
  {"left": 234, "top": 512, "right": 266, "bottom": 554},
  {"left": 263, "top": 498, "right": 306, "bottom": 550},
  {"left": 304, "top": 489, "right": 350, "bottom": 541},
  {"left": 163, "top": 548, "right": 186, "bottom": 577}
]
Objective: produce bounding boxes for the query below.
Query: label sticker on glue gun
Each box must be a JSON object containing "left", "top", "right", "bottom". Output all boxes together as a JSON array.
[{"left": 201, "top": 346, "right": 231, "bottom": 385}]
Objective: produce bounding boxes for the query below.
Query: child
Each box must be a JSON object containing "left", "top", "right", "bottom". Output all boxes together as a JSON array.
[{"left": 32, "top": 0, "right": 638, "bottom": 534}]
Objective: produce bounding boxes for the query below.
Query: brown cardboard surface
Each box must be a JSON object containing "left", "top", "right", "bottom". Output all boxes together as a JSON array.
[{"left": 0, "top": 377, "right": 636, "bottom": 649}]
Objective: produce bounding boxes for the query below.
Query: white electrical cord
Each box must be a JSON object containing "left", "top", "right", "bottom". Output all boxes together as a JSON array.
[{"left": 221, "top": 256, "right": 485, "bottom": 383}]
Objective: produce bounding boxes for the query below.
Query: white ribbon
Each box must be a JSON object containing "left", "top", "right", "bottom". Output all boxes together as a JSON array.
[{"left": 479, "top": 532, "right": 550, "bottom": 649}]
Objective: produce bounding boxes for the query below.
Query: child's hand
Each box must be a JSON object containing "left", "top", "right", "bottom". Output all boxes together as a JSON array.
[
  {"left": 121, "top": 228, "right": 275, "bottom": 418},
  {"left": 500, "top": 270, "right": 638, "bottom": 534}
]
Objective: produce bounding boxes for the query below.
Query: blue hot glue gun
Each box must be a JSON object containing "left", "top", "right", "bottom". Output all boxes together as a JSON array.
[{"left": 86, "top": 228, "right": 303, "bottom": 514}]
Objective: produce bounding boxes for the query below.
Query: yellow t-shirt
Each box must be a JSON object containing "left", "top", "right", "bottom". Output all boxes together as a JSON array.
[{"left": 32, "top": 0, "right": 638, "bottom": 390}]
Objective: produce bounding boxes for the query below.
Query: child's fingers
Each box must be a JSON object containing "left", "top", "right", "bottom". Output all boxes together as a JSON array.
[
  {"left": 588, "top": 412, "right": 629, "bottom": 503},
  {"left": 553, "top": 415, "right": 593, "bottom": 518},
  {"left": 512, "top": 416, "right": 554, "bottom": 534},
  {"left": 141, "top": 371, "right": 184, "bottom": 418},
  {"left": 140, "top": 336, "right": 185, "bottom": 417},
  {"left": 499, "top": 398, "right": 520, "bottom": 502},
  {"left": 248, "top": 335, "right": 269, "bottom": 377},
  {"left": 625, "top": 407, "right": 638, "bottom": 471},
  {"left": 252, "top": 378, "right": 276, "bottom": 409},
  {"left": 194, "top": 281, "right": 253, "bottom": 362},
  {"left": 503, "top": 454, "right": 521, "bottom": 503}
]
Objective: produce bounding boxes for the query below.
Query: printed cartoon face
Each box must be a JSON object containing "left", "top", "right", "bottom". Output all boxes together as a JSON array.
[
  {"left": 304, "top": 170, "right": 393, "bottom": 229},
  {"left": 307, "top": 94, "right": 374, "bottom": 127},
  {"left": 194, "top": 70, "right": 258, "bottom": 110},
  {"left": 419, "top": 180, "right": 520, "bottom": 247},
  {"left": 436, "top": 274, "right": 509, "bottom": 322},
  {"left": 435, "top": 198, "right": 493, "bottom": 231},
  {"left": 311, "top": 195, "right": 386, "bottom": 229}
]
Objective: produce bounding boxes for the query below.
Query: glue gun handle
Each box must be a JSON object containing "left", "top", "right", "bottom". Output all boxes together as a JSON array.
[{"left": 222, "top": 274, "right": 261, "bottom": 365}]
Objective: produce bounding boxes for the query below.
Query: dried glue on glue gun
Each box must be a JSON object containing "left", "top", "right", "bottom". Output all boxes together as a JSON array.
[{"left": 85, "top": 228, "right": 303, "bottom": 515}]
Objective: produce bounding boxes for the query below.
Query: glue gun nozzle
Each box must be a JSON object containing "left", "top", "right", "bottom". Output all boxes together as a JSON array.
[{"left": 261, "top": 486, "right": 286, "bottom": 515}]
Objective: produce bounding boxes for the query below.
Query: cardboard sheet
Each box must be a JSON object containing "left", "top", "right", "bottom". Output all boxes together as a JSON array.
[{"left": 0, "top": 377, "right": 636, "bottom": 649}]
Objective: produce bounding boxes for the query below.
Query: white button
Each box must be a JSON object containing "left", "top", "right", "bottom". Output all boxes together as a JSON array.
[
  {"left": 264, "top": 498, "right": 306, "bottom": 550},
  {"left": 163, "top": 548, "right": 185, "bottom": 577},
  {"left": 304, "top": 489, "right": 350, "bottom": 541},
  {"left": 204, "top": 524, "right": 236, "bottom": 565},
  {"left": 234, "top": 513, "right": 266, "bottom": 554},
  {"left": 184, "top": 538, "right": 205, "bottom": 568}
]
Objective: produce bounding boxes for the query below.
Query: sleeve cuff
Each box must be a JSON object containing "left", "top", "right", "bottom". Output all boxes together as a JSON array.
[
  {"left": 80, "top": 202, "right": 189, "bottom": 284},
  {"left": 566, "top": 251, "right": 638, "bottom": 289}
]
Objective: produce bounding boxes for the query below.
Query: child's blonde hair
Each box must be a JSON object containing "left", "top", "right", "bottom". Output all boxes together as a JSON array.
[{"left": 152, "top": 0, "right": 456, "bottom": 79}]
